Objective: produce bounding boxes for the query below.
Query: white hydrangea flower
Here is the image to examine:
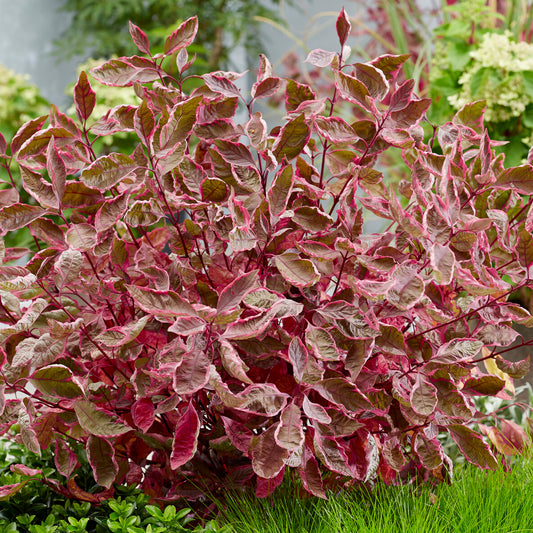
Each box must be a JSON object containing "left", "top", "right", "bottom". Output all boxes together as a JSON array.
[{"left": 446, "top": 31, "right": 533, "bottom": 123}]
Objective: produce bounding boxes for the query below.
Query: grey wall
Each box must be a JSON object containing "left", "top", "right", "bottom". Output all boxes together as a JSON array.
[{"left": 0, "top": 0, "right": 84, "bottom": 108}]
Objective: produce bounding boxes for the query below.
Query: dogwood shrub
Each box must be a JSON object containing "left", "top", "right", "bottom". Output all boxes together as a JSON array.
[{"left": 0, "top": 11, "right": 532, "bottom": 503}]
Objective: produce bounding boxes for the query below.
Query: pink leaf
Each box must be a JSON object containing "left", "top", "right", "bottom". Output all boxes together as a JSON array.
[
  {"left": 129, "top": 21, "right": 150, "bottom": 54},
  {"left": 132, "top": 398, "right": 155, "bottom": 432},
  {"left": 170, "top": 403, "right": 200, "bottom": 469},
  {"left": 336, "top": 8, "right": 351, "bottom": 47},
  {"left": 87, "top": 435, "right": 118, "bottom": 489},
  {"left": 252, "top": 424, "right": 289, "bottom": 479},
  {"left": 164, "top": 16, "right": 198, "bottom": 55}
]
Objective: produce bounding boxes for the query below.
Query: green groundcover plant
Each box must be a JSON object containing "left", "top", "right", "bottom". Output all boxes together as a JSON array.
[{"left": 1, "top": 11, "right": 533, "bottom": 508}]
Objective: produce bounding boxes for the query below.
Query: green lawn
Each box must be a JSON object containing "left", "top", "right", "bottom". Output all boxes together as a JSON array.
[{"left": 217, "top": 459, "right": 533, "bottom": 533}]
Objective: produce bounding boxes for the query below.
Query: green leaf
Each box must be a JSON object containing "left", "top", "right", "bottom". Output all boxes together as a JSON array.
[
  {"left": 30, "top": 364, "right": 83, "bottom": 399},
  {"left": 74, "top": 400, "right": 131, "bottom": 437}
]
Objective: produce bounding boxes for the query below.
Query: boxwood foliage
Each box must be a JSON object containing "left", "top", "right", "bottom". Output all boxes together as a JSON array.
[{"left": 0, "top": 10, "right": 532, "bottom": 503}]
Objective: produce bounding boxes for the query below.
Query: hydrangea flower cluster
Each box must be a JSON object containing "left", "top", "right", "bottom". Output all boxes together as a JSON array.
[{"left": 447, "top": 31, "right": 533, "bottom": 123}]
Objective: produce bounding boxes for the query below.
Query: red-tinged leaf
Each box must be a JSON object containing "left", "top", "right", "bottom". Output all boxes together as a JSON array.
[
  {"left": 214, "top": 140, "right": 255, "bottom": 166},
  {"left": 90, "top": 56, "right": 160, "bottom": 87},
  {"left": 304, "top": 49, "right": 336, "bottom": 68},
  {"left": 430, "top": 243, "right": 455, "bottom": 285},
  {"left": 299, "top": 451, "right": 326, "bottom": 499},
  {"left": 18, "top": 408, "right": 41, "bottom": 456},
  {"left": 414, "top": 434, "right": 443, "bottom": 470},
  {"left": 134, "top": 100, "right": 155, "bottom": 145},
  {"left": 272, "top": 113, "right": 310, "bottom": 161},
  {"left": 203, "top": 74, "right": 241, "bottom": 98},
  {"left": 0, "top": 481, "right": 29, "bottom": 501},
  {"left": 221, "top": 416, "right": 254, "bottom": 453},
  {"left": 80, "top": 153, "right": 136, "bottom": 190},
  {"left": 0, "top": 132, "right": 6, "bottom": 155},
  {"left": 462, "top": 375, "right": 506, "bottom": 396},
  {"left": 494, "top": 165, "right": 533, "bottom": 194},
  {"left": 252, "top": 424, "right": 289, "bottom": 479},
  {"left": 380, "top": 128, "right": 414, "bottom": 148},
  {"left": 96, "top": 316, "right": 150, "bottom": 348},
  {"left": 302, "top": 395, "right": 331, "bottom": 424},
  {"left": 159, "top": 96, "right": 202, "bottom": 150},
  {"left": 336, "top": 8, "right": 351, "bottom": 47},
  {"left": 251, "top": 77, "right": 282, "bottom": 99},
  {"left": 434, "top": 339, "right": 484, "bottom": 363},
  {"left": 173, "top": 348, "right": 210, "bottom": 395},
  {"left": 129, "top": 21, "right": 150, "bottom": 54},
  {"left": 229, "top": 226, "right": 257, "bottom": 252},
  {"left": 453, "top": 100, "right": 486, "bottom": 132},
  {"left": 54, "top": 438, "right": 78, "bottom": 478},
  {"left": 274, "top": 252, "right": 320, "bottom": 287},
  {"left": 257, "top": 53, "right": 273, "bottom": 82},
  {"left": 168, "top": 316, "right": 205, "bottom": 336},
  {"left": 20, "top": 165, "right": 59, "bottom": 209},
  {"left": 194, "top": 118, "right": 237, "bottom": 140},
  {"left": 94, "top": 191, "right": 130, "bottom": 232},
  {"left": 30, "top": 364, "right": 83, "bottom": 399},
  {"left": 170, "top": 403, "right": 200, "bottom": 469},
  {"left": 223, "top": 309, "right": 276, "bottom": 340},
  {"left": 56, "top": 248, "right": 84, "bottom": 286},
  {"left": 288, "top": 337, "right": 323, "bottom": 385},
  {"left": 62, "top": 181, "right": 102, "bottom": 208},
  {"left": 313, "top": 378, "right": 373, "bottom": 413},
  {"left": 246, "top": 112, "right": 267, "bottom": 150},
  {"left": 73, "top": 400, "right": 131, "bottom": 437},
  {"left": 390, "top": 79, "right": 414, "bottom": 112},
  {"left": 500, "top": 420, "right": 528, "bottom": 453},
  {"left": 268, "top": 165, "right": 293, "bottom": 218},
  {"left": 285, "top": 79, "right": 316, "bottom": 112},
  {"left": 370, "top": 54, "right": 411, "bottom": 79},
  {"left": 387, "top": 265, "right": 424, "bottom": 310},
  {"left": 126, "top": 285, "right": 197, "bottom": 317},
  {"left": 448, "top": 424, "right": 498, "bottom": 470},
  {"left": 335, "top": 70, "right": 374, "bottom": 112},
  {"left": 391, "top": 98, "right": 431, "bottom": 128},
  {"left": 517, "top": 229, "right": 533, "bottom": 269},
  {"left": 46, "top": 141, "right": 66, "bottom": 204},
  {"left": 217, "top": 270, "right": 260, "bottom": 313},
  {"left": 87, "top": 435, "right": 118, "bottom": 489},
  {"left": 495, "top": 355, "right": 530, "bottom": 379},
  {"left": 67, "top": 476, "right": 113, "bottom": 503},
  {"left": 256, "top": 468, "right": 285, "bottom": 497},
  {"left": 201, "top": 177, "right": 229, "bottom": 202},
  {"left": 274, "top": 403, "right": 304, "bottom": 451},
  {"left": 410, "top": 376, "right": 438, "bottom": 416},
  {"left": 10, "top": 115, "right": 48, "bottom": 154},
  {"left": 123, "top": 199, "right": 164, "bottom": 227},
  {"left": 354, "top": 62, "right": 389, "bottom": 100},
  {"left": 0, "top": 204, "right": 46, "bottom": 232},
  {"left": 314, "top": 433, "right": 353, "bottom": 476},
  {"left": 164, "top": 16, "right": 198, "bottom": 55},
  {"left": 219, "top": 339, "right": 253, "bottom": 384},
  {"left": 305, "top": 326, "right": 339, "bottom": 361},
  {"left": 10, "top": 464, "right": 42, "bottom": 477},
  {"left": 237, "top": 384, "right": 289, "bottom": 416},
  {"left": 73, "top": 71, "right": 96, "bottom": 122},
  {"left": 314, "top": 116, "right": 357, "bottom": 144},
  {"left": 382, "top": 438, "right": 406, "bottom": 472},
  {"left": 65, "top": 223, "right": 97, "bottom": 251},
  {"left": 132, "top": 398, "right": 154, "bottom": 433}
]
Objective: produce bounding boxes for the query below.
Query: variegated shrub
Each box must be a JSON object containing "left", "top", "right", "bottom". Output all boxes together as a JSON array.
[{"left": 0, "top": 11, "right": 532, "bottom": 503}]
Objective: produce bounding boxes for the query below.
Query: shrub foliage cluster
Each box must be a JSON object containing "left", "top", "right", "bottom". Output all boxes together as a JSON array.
[{"left": 0, "top": 11, "right": 532, "bottom": 504}]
